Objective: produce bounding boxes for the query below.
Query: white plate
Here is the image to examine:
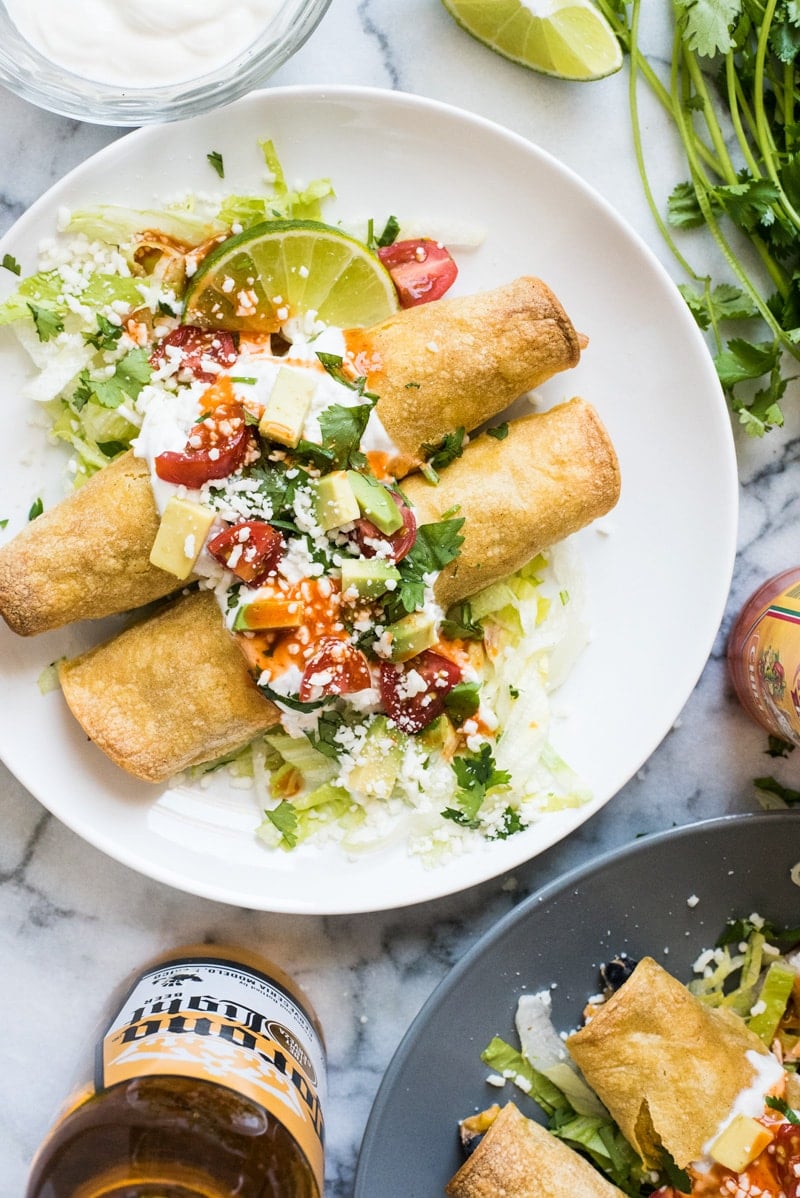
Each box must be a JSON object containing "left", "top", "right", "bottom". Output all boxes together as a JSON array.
[{"left": 0, "top": 86, "right": 737, "bottom": 913}]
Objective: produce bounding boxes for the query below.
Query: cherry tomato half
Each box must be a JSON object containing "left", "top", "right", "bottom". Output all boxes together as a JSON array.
[
  {"left": 299, "top": 639, "right": 372, "bottom": 703},
  {"left": 774, "top": 1123, "right": 800, "bottom": 1198},
  {"left": 377, "top": 239, "right": 458, "bottom": 308},
  {"left": 379, "top": 650, "right": 461, "bottom": 734},
  {"left": 353, "top": 494, "right": 417, "bottom": 563},
  {"left": 155, "top": 401, "right": 251, "bottom": 487},
  {"left": 207, "top": 520, "right": 284, "bottom": 585},
  {"left": 150, "top": 325, "right": 238, "bottom": 382}
]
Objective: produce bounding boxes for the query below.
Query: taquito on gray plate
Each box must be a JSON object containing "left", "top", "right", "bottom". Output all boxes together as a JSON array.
[{"left": 445, "top": 1103, "right": 624, "bottom": 1198}]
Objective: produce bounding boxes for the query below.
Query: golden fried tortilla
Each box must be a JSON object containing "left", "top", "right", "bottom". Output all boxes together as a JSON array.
[
  {"left": 349, "top": 275, "right": 581, "bottom": 461},
  {"left": 57, "top": 398, "right": 619, "bottom": 784},
  {"left": 0, "top": 453, "right": 179, "bottom": 637},
  {"left": 566, "top": 957, "right": 774, "bottom": 1169},
  {"left": 58, "top": 589, "right": 280, "bottom": 783},
  {"left": 403, "top": 398, "right": 621, "bottom": 610},
  {"left": 1, "top": 277, "right": 582, "bottom": 637},
  {"left": 445, "top": 1103, "right": 624, "bottom": 1198}
]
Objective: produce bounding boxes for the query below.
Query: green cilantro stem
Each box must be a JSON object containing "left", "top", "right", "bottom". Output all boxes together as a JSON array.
[{"left": 598, "top": 0, "right": 800, "bottom": 432}]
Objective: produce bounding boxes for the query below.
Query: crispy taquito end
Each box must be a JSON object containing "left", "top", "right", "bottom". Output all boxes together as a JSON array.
[
  {"left": 0, "top": 453, "right": 182, "bottom": 637},
  {"left": 58, "top": 589, "right": 279, "bottom": 783},
  {"left": 445, "top": 1102, "right": 624, "bottom": 1198},
  {"left": 348, "top": 276, "right": 582, "bottom": 463},
  {"left": 403, "top": 398, "right": 620, "bottom": 611},
  {"left": 566, "top": 957, "right": 773, "bottom": 1169}
]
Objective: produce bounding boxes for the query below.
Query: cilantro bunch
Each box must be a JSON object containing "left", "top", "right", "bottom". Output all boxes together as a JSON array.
[{"left": 597, "top": 0, "right": 800, "bottom": 434}]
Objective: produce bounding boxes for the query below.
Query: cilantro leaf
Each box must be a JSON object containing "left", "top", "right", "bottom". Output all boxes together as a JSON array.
[
  {"left": 441, "top": 601, "right": 484, "bottom": 641},
  {"left": 317, "top": 400, "right": 376, "bottom": 470},
  {"left": 678, "top": 282, "right": 758, "bottom": 330},
  {"left": 486, "top": 422, "right": 509, "bottom": 440},
  {"left": 766, "top": 1095, "right": 800, "bottom": 1123},
  {"left": 265, "top": 801, "right": 298, "bottom": 848},
  {"left": 0, "top": 518, "right": 8, "bottom": 529},
  {"left": 28, "top": 497, "right": 43, "bottom": 521},
  {"left": 754, "top": 774, "right": 800, "bottom": 805},
  {"left": 27, "top": 302, "right": 64, "bottom": 343},
  {"left": 369, "top": 214, "right": 400, "bottom": 250},
  {"left": 74, "top": 348, "right": 152, "bottom": 410},
  {"left": 443, "top": 681, "right": 481, "bottom": 723},
  {"left": 420, "top": 427, "right": 465, "bottom": 483},
  {"left": 714, "top": 339, "right": 782, "bottom": 389},
  {"left": 1, "top": 253, "right": 20, "bottom": 276},
  {"left": 83, "top": 313, "right": 123, "bottom": 351},
  {"left": 383, "top": 517, "right": 465, "bottom": 622},
  {"left": 667, "top": 181, "right": 705, "bottom": 229},
  {"left": 674, "top": 0, "right": 741, "bottom": 57},
  {"left": 444, "top": 743, "right": 511, "bottom": 826},
  {"left": 489, "top": 807, "right": 525, "bottom": 839},
  {"left": 207, "top": 150, "right": 225, "bottom": 178}
]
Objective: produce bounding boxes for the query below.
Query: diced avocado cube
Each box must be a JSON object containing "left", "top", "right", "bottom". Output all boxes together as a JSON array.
[
  {"left": 386, "top": 610, "right": 437, "bottom": 662},
  {"left": 346, "top": 470, "right": 403, "bottom": 534},
  {"left": 710, "top": 1115, "right": 774, "bottom": 1173},
  {"left": 258, "top": 366, "right": 317, "bottom": 448},
  {"left": 419, "top": 713, "right": 459, "bottom": 756},
  {"left": 313, "top": 470, "right": 360, "bottom": 532},
  {"left": 340, "top": 557, "right": 401, "bottom": 599},
  {"left": 233, "top": 597, "right": 305, "bottom": 631},
  {"left": 348, "top": 716, "right": 404, "bottom": 798},
  {"left": 149, "top": 497, "right": 216, "bottom": 580}
]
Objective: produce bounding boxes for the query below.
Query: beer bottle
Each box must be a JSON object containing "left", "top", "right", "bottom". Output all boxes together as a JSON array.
[{"left": 26, "top": 945, "right": 326, "bottom": 1198}]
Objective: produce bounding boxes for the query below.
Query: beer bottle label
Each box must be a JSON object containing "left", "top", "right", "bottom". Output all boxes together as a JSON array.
[{"left": 96, "top": 953, "right": 325, "bottom": 1192}]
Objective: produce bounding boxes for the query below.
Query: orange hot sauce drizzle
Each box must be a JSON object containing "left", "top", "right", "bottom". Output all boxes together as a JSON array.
[{"left": 236, "top": 577, "right": 352, "bottom": 682}]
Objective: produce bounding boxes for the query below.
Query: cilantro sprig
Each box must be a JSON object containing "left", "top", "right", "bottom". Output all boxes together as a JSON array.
[
  {"left": 442, "top": 743, "right": 511, "bottom": 827},
  {"left": 595, "top": 0, "right": 800, "bottom": 433},
  {"left": 381, "top": 517, "right": 464, "bottom": 622},
  {"left": 420, "top": 427, "right": 466, "bottom": 484}
]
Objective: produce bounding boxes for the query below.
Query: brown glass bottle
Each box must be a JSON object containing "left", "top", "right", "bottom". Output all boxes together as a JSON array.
[{"left": 26, "top": 946, "right": 325, "bottom": 1198}]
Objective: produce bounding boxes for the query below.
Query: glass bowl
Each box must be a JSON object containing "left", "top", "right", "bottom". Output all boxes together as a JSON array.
[{"left": 0, "top": 0, "right": 332, "bottom": 126}]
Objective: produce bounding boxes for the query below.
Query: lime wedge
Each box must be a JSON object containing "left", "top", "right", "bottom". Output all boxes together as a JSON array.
[
  {"left": 184, "top": 219, "right": 399, "bottom": 333},
  {"left": 441, "top": 0, "right": 623, "bottom": 82}
]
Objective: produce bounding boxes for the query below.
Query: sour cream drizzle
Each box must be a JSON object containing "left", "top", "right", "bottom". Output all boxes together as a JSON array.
[{"left": 6, "top": 0, "right": 282, "bottom": 89}]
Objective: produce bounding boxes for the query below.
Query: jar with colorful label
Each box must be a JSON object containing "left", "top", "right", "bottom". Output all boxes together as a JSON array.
[
  {"left": 26, "top": 945, "right": 326, "bottom": 1198},
  {"left": 727, "top": 567, "right": 800, "bottom": 746}
]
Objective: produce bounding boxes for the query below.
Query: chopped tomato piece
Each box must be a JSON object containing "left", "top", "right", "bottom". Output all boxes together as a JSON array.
[
  {"left": 379, "top": 650, "right": 461, "bottom": 733},
  {"left": 150, "top": 325, "right": 238, "bottom": 382},
  {"left": 354, "top": 493, "right": 417, "bottom": 562},
  {"left": 377, "top": 238, "right": 458, "bottom": 307},
  {"left": 299, "top": 639, "right": 372, "bottom": 702},
  {"left": 774, "top": 1123, "right": 800, "bottom": 1198},
  {"left": 154, "top": 400, "right": 251, "bottom": 487},
  {"left": 207, "top": 520, "right": 284, "bottom": 585}
]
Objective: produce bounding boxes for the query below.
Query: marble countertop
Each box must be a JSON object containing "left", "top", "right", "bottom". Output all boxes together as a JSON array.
[{"left": 1, "top": 3, "right": 798, "bottom": 1194}]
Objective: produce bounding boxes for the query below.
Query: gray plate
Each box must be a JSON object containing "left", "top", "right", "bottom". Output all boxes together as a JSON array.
[{"left": 354, "top": 812, "right": 800, "bottom": 1196}]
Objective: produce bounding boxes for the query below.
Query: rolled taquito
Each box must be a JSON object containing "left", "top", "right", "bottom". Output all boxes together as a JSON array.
[
  {"left": 404, "top": 398, "right": 620, "bottom": 611},
  {"left": 445, "top": 1102, "right": 624, "bottom": 1198},
  {"left": 0, "top": 276, "right": 581, "bottom": 637},
  {"left": 58, "top": 398, "right": 618, "bottom": 783},
  {"left": 346, "top": 275, "right": 581, "bottom": 458},
  {"left": 566, "top": 957, "right": 777, "bottom": 1169}
]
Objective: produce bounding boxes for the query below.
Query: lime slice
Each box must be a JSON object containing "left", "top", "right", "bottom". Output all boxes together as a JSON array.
[
  {"left": 184, "top": 219, "right": 399, "bottom": 333},
  {"left": 441, "top": 0, "right": 623, "bottom": 82}
]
